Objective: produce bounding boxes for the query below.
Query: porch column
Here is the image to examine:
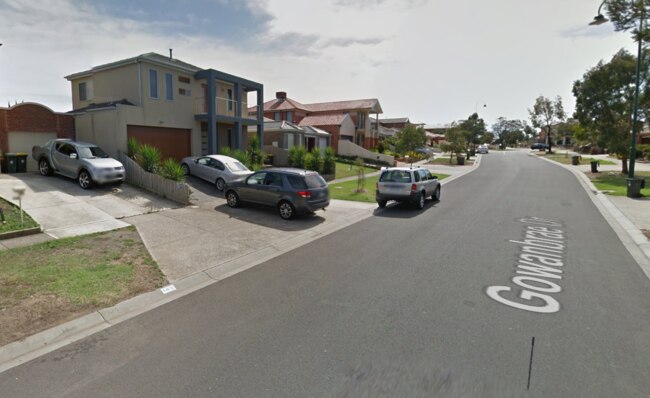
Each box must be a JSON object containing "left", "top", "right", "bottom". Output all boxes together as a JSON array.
[
  {"left": 235, "top": 83, "right": 242, "bottom": 150},
  {"left": 207, "top": 71, "right": 217, "bottom": 153},
  {"left": 257, "top": 87, "right": 264, "bottom": 147}
]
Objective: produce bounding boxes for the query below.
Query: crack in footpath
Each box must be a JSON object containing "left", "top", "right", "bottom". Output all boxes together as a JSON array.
[{"left": 527, "top": 336, "right": 536, "bottom": 391}]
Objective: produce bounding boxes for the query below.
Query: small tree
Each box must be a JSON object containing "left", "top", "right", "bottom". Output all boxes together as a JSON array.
[
  {"left": 355, "top": 157, "right": 366, "bottom": 192},
  {"left": 529, "top": 95, "right": 566, "bottom": 153},
  {"left": 394, "top": 125, "right": 426, "bottom": 155},
  {"left": 138, "top": 144, "right": 161, "bottom": 172},
  {"left": 247, "top": 134, "right": 265, "bottom": 170},
  {"left": 322, "top": 147, "right": 336, "bottom": 175},
  {"left": 305, "top": 147, "right": 323, "bottom": 172},
  {"left": 288, "top": 146, "right": 307, "bottom": 168},
  {"left": 441, "top": 127, "right": 467, "bottom": 164}
]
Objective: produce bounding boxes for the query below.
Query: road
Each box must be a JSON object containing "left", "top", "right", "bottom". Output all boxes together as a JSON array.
[{"left": 2, "top": 150, "right": 650, "bottom": 397}]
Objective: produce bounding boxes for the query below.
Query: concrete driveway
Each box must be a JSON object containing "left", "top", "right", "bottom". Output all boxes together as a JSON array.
[{"left": 0, "top": 172, "right": 176, "bottom": 238}]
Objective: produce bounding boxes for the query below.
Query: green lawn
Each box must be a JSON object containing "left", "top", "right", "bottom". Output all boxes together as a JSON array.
[
  {"left": 589, "top": 171, "right": 650, "bottom": 196},
  {"left": 427, "top": 157, "right": 474, "bottom": 166},
  {"left": 536, "top": 153, "right": 616, "bottom": 166},
  {"left": 334, "top": 161, "right": 378, "bottom": 179},
  {"left": 329, "top": 174, "right": 450, "bottom": 203},
  {"left": 0, "top": 198, "right": 38, "bottom": 234}
]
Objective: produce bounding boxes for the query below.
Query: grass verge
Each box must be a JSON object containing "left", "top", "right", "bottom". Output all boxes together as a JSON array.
[
  {"left": 587, "top": 171, "right": 650, "bottom": 196},
  {"left": 427, "top": 157, "right": 475, "bottom": 166},
  {"left": 335, "top": 161, "right": 378, "bottom": 179},
  {"left": 0, "top": 198, "right": 38, "bottom": 234},
  {"left": 536, "top": 152, "right": 616, "bottom": 166},
  {"left": 329, "top": 174, "right": 450, "bottom": 203},
  {"left": 0, "top": 226, "right": 167, "bottom": 346}
]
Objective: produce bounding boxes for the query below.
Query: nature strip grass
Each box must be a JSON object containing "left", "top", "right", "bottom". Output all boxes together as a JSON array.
[
  {"left": 334, "top": 161, "right": 378, "bottom": 180},
  {"left": 588, "top": 171, "right": 650, "bottom": 196},
  {"left": 0, "top": 197, "right": 38, "bottom": 234}
]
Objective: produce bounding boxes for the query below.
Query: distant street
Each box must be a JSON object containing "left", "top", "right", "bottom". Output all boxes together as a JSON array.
[{"left": 2, "top": 150, "right": 650, "bottom": 397}]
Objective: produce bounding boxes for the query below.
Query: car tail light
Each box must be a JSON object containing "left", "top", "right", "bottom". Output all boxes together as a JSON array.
[
  {"left": 411, "top": 184, "right": 417, "bottom": 191},
  {"left": 297, "top": 191, "right": 311, "bottom": 198}
]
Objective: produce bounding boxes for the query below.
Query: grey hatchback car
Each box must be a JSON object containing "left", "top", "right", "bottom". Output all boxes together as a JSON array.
[
  {"left": 376, "top": 167, "right": 441, "bottom": 209},
  {"left": 224, "top": 168, "right": 330, "bottom": 220}
]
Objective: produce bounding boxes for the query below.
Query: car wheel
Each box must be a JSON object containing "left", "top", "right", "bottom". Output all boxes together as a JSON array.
[
  {"left": 215, "top": 178, "right": 225, "bottom": 191},
  {"left": 278, "top": 200, "right": 295, "bottom": 220},
  {"left": 39, "top": 159, "right": 52, "bottom": 176},
  {"left": 415, "top": 191, "right": 425, "bottom": 210},
  {"left": 181, "top": 163, "right": 190, "bottom": 176},
  {"left": 432, "top": 186, "right": 441, "bottom": 201},
  {"left": 225, "top": 191, "right": 240, "bottom": 208},
  {"left": 78, "top": 170, "right": 93, "bottom": 190},
  {"left": 377, "top": 200, "right": 387, "bottom": 208}
]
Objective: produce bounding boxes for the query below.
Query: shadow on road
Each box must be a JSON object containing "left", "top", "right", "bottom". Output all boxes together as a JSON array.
[
  {"left": 213, "top": 202, "right": 326, "bottom": 231},
  {"left": 372, "top": 199, "right": 440, "bottom": 219}
]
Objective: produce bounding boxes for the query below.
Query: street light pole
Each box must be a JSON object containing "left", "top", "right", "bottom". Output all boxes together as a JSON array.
[{"left": 590, "top": 1, "right": 645, "bottom": 196}]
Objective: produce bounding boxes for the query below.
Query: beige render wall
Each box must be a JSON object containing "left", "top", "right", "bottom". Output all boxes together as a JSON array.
[
  {"left": 71, "top": 63, "right": 140, "bottom": 110},
  {"left": 340, "top": 116, "right": 356, "bottom": 138}
]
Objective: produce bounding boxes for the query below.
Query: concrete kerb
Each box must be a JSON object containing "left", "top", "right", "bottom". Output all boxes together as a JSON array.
[
  {"left": 0, "top": 159, "right": 483, "bottom": 372},
  {"left": 534, "top": 153, "right": 650, "bottom": 280}
]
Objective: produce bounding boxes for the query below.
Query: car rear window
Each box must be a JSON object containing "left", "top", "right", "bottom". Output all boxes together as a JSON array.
[
  {"left": 287, "top": 174, "right": 326, "bottom": 189},
  {"left": 225, "top": 161, "right": 249, "bottom": 172},
  {"left": 379, "top": 170, "right": 411, "bottom": 183}
]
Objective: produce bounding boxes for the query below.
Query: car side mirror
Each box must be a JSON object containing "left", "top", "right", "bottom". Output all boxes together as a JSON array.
[
  {"left": 431, "top": 175, "right": 438, "bottom": 180},
  {"left": 70, "top": 153, "right": 78, "bottom": 159}
]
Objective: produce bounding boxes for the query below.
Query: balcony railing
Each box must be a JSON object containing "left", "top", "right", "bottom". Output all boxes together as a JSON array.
[{"left": 194, "top": 97, "right": 260, "bottom": 120}]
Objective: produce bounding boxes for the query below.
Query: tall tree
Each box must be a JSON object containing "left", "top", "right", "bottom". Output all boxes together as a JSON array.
[
  {"left": 603, "top": 0, "right": 650, "bottom": 42},
  {"left": 394, "top": 125, "right": 426, "bottom": 155},
  {"left": 459, "top": 113, "right": 487, "bottom": 152},
  {"left": 528, "top": 96, "right": 566, "bottom": 153},
  {"left": 573, "top": 49, "right": 650, "bottom": 173},
  {"left": 492, "top": 118, "right": 525, "bottom": 149}
]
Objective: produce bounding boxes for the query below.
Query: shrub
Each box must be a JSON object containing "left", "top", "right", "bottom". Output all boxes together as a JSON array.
[
  {"left": 233, "top": 149, "right": 251, "bottom": 168},
  {"left": 305, "top": 147, "right": 323, "bottom": 172},
  {"left": 158, "top": 158, "right": 186, "bottom": 182},
  {"left": 138, "top": 144, "right": 161, "bottom": 172},
  {"left": 323, "top": 147, "right": 336, "bottom": 175},
  {"left": 288, "top": 146, "right": 307, "bottom": 168},
  {"left": 219, "top": 146, "right": 232, "bottom": 157},
  {"left": 127, "top": 137, "right": 139, "bottom": 160},
  {"left": 248, "top": 134, "right": 265, "bottom": 170}
]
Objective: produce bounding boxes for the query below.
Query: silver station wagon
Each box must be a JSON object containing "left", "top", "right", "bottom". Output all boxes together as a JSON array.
[
  {"left": 375, "top": 167, "right": 441, "bottom": 209},
  {"left": 180, "top": 154, "right": 253, "bottom": 191}
]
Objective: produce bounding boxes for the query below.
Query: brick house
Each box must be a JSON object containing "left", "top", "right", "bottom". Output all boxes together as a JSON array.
[
  {"left": 0, "top": 103, "right": 74, "bottom": 172},
  {"left": 253, "top": 91, "right": 382, "bottom": 151}
]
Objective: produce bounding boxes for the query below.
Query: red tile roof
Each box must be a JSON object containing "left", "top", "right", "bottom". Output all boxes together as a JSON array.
[
  {"left": 307, "top": 98, "right": 381, "bottom": 113},
  {"left": 298, "top": 114, "right": 349, "bottom": 126}
]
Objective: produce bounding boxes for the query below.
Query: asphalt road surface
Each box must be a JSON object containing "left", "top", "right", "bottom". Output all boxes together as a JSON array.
[{"left": 2, "top": 150, "right": 650, "bottom": 397}]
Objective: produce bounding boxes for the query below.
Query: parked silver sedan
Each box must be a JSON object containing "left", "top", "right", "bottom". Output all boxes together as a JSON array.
[{"left": 180, "top": 154, "right": 253, "bottom": 191}]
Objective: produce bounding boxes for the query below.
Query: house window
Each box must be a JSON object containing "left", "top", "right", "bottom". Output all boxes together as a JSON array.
[
  {"left": 149, "top": 69, "right": 158, "bottom": 98},
  {"left": 227, "top": 89, "right": 233, "bottom": 111},
  {"left": 79, "top": 82, "right": 87, "bottom": 101},
  {"left": 178, "top": 76, "right": 191, "bottom": 84},
  {"left": 165, "top": 73, "right": 173, "bottom": 100},
  {"left": 357, "top": 112, "right": 366, "bottom": 129},
  {"left": 286, "top": 111, "right": 293, "bottom": 123},
  {"left": 274, "top": 112, "right": 281, "bottom": 121},
  {"left": 178, "top": 88, "right": 191, "bottom": 96}
]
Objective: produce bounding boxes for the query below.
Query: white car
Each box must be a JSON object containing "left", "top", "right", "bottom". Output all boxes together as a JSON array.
[
  {"left": 180, "top": 154, "right": 253, "bottom": 191},
  {"left": 477, "top": 144, "right": 489, "bottom": 154}
]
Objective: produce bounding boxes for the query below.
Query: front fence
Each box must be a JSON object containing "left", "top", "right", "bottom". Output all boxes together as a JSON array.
[{"left": 116, "top": 151, "right": 190, "bottom": 205}]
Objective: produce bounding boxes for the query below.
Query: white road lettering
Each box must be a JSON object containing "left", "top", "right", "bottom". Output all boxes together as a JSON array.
[{"left": 486, "top": 217, "right": 567, "bottom": 313}]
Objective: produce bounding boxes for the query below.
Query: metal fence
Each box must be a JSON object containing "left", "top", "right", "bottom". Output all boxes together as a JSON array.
[{"left": 116, "top": 151, "right": 190, "bottom": 205}]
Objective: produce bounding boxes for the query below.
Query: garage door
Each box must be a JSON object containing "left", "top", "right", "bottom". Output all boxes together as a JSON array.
[
  {"left": 8, "top": 131, "right": 58, "bottom": 172},
  {"left": 127, "top": 125, "right": 191, "bottom": 162}
]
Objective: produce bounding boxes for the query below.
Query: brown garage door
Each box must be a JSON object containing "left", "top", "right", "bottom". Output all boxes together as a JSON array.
[{"left": 127, "top": 125, "right": 191, "bottom": 162}]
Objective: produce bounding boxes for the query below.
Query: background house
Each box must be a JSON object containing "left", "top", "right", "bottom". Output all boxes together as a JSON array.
[
  {"left": 253, "top": 91, "right": 382, "bottom": 151},
  {"left": 0, "top": 103, "right": 74, "bottom": 171},
  {"left": 66, "top": 52, "right": 264, "bottom": 162}
]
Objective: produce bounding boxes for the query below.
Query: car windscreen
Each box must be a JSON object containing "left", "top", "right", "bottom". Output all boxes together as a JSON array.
[
  {"left": 77, "top": 146, "right": 109, "bottom": 159},
  {"left": 379, "top": 170, "right": 411, "bottom": 183},
  {"left": 225, "top": 161, "right": 249, "bottom": 172}
]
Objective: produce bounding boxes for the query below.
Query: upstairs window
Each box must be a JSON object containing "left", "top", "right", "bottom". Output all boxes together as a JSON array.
[
  {"left": 149, "top": 69, "right": 158, "bottom": 99},
  {"left": 227, "top": 88, "right": 233, "bottom": 111},
  {"left": 274, "top": 112, "right": 281, "bottom": 121},
  {"left": 165, "top": 73, "right": 173, "bottom": 100},
  {"left": 79, "top": 82, "right": 87, "bottom": 101},
  {"left": 286, "top": 111, "right": 293, "bottom": 123}
]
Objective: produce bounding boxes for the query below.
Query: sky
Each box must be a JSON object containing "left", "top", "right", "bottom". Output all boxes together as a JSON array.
[{"left": 0, "top": 0, "right": 637, "bottom": 128}]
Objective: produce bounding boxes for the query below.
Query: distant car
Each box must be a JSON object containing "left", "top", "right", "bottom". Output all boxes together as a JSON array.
[
  {"left": 224, "top": 168, "right": 330, "bottom": 220},
  {"left": 375, "top": 167, "right": 440, "bottom": 210},
  {"left": 414, "top": 147, "right": 434, "bottom": 157},
  {"left": 181, "top": 154, "right": 253, "bottom": 191},
  {"left": 531, "top": 143, "right": 549, "bottom": 151},
  {"left": 477, "top": 144, "right": 489, "bottom": 154},
  {"left": 32, "top": 139, "right": 125, "bottom": 189}
]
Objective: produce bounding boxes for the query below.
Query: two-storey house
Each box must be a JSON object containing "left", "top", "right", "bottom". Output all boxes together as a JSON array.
[{"left": 65, "top": 52, "right": 264, "bottom": 161}]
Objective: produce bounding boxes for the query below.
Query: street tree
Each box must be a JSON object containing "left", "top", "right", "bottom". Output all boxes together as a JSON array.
[
  {"left": 528, "top": 96, "right": 566, "bottom": 153},
  {"left": 492, "top": 118, "right": 525, "bottom": 149},
  {"left": 394, "top": 125, "right": 426, "bottom": 155},
  {"left": 440, "top": 127, "right": 467, "bottom": 164},
  {"left": 573, "top": 48, "right": 650, "bottom": 173},
  {"left": 602, "top": 0, "right": 650, "bottom": 42},
  {"left": 459, "top": 113, "right": 487, "bottom": 153}
]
